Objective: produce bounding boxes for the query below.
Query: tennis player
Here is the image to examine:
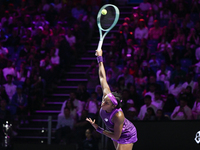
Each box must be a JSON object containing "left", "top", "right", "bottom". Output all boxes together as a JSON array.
[{"left": 86, "top": 49, "right": 138, "bottom": 150}]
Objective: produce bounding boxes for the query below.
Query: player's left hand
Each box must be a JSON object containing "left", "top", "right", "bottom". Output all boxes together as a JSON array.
[{"left": 86, "top": 118, "right": 98, "bottom": 129}]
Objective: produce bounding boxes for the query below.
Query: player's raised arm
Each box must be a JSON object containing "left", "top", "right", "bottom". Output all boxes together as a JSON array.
[{"left": 96, "top": 50, "right": 111, "bottom": 97}]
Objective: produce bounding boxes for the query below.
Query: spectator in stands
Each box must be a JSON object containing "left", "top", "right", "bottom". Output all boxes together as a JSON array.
[
  {"left": 145, "top": 83, "right": 156, "bottom": 102},
  {"left": 55, "top": 107, "right": 74, "bottom": 144},
  {"left": 181, "top": 86, "right": 195, "bottom": 109},
  {"left": 16, "top": 62, "right": 30, "bottom": 82},
  {"left": 171, "top": 98, "right": 192, "bottom": 120},
  {"left": 163, "top": 94, "right": 177, "bottom": 116},
  {"left": 125, "top": 107, "right": 139, "bottom": 122},
  {"left": 86, "top": 61, "right": 99, "bottom": 94},
  {"left": 148, "top": 20, "right": 162, "bottom": 40},
  {"left": 174, "top": 27, "right": 186, "bottom": 46},
  {"left": 138, "top": 95, "right": 157, "bottom": 120},
  {"left": 19, "top": 41, "right": 31, "bottom": 59},
  {"left": 146, "top": 8, "right": 156, "bottom": 28},
  {"left": 37, "top": 38, "right": 48, "bottom": 60},
  {"left": 33, "top": 26, "right": 46, "bottom": 46},
  {"left": 60, "top": 92, "right": 83, "bottom": 119},
  {"left": 155, "top": 109, "right": 169, "bottom": 121},
  {"left": 74, "top": 109, "right": 90, "bottom": 146},
  {"left": 1, "top": 10, "right": 13, "bottom": 27},
  {"left": 149, "top": 53, "right": 160, "bottom": 68},
  {"left": 170, "top": 63, "right": 186, "bottom": 82},
  {"left": 0, "top": 86, "right": 9, "bottom": 104},
  {"left": 0, "top": 42, "right": 8, "bottom": 57},
  {"left": 71, "top": 3, "right": 86, "bottom": 20},
  {"left": 152, "top": 91, "right": 164, "bottom": 110},
  {"left": 78, "top": 128, "right": 99, "bottom": 150},
  {"left": 187, "top": 28, "right": 199, "bottom": 49},
  {"left": 127, "top": 84, "right": 141, "bottom": 110},
  {"left": 118, "top": 66, "right": 134, "bottom": 86},
  {"left": 156, "top": 63, "right": 171, "bottom": 90},
  {"left": 107, "top": 60, "right": 122, "bottom": 81},
  {"left": 6, "top": 27, "right": 20, "bottom": 47},
  {"left": 151, "top": 0, "right": 163, "bottom": 13},
  {"left": 65, "top": 28, "right": 76, "bottom": 50},
  {"left": 168, "top": 76, "right": 182, "bottom": 98},
  {"left": 192, "top": 93, "right": 200, "bottom": 119},
  {"left": 116, "top": 76, "right": 126, "bottom": 93},
  {"left": 176, "top": 3, "right": 187, "bottom": 19},
  {"left": 182, "top": 73, "right": 196, "bottom": 93},
  {"left": 135, "top": 69, "right": 147, "bottom": 91},
  {"left": 160, "top": 5, "right": 171, "bottom": 19},
  {"left": 134, "top": 19, "right": 148, "bottom": 40},
  {"left": 193, "top": 76, "right": 200, "bottom": 97},
  {"left": 12, "top": 85, "right": 28, "bottom": 124},
  {"left": 143, "top": 107, "right": 156, "bottom": 121},
  {"left": 54, "top": 0, "right": 62, "bottom": 13},
  {"left": 3, "top": 60, "right": 16, "bottom": 80},
  {"left": 76, "top": 84, "right": 90, "bottom": 102},
  {"left": 85, "top": 92, "right": 98, "bottom": 120},
  {"left": 95, "top": 85, "right": 103, "bottom": 103},
  {"left": 139, "top": 0, "right": 151, "bottom": 13},
  {"left": 3, "top": 74, "right": 16, "bottom": 103},
  {"left": 60, "top": 100, "right": 77, "bottom": 122},
  {"left": 136, "top": 39, "right": 150, "bottom": 61},
  {"left": 121, "top": 39, "right": 134, "bottom": 63}
]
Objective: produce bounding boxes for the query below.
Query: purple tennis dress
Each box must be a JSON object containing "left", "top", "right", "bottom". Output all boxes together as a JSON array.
[{"left": 100, "top": 108, "right": 138, "bottom": 144}]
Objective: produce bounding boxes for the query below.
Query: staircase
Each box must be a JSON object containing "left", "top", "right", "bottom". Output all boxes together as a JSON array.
[{"left": 15, "top": 5, "right": 134, "bottom": 145}]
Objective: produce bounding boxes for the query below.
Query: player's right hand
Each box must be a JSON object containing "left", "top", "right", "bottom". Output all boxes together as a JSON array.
[{"left": 95, "top": 49, "right": 103, "bottom": 57}]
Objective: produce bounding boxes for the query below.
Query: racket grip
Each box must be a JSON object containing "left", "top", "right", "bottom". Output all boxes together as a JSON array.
[{"left": 97, "top": 40, "right": 103, "bottom": 51}]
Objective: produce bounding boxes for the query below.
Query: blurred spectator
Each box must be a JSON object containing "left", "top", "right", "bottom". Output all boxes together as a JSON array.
[
  {"left": 1, "top": 10, "right": 13, "bottom": 27},
  {"left": 145, "top": 83, "right": 156, "bottom": 102},
  {"left": 134, "top": 19, "right": 148, "bottom": 40},
  {"left": 3, "top": 74, "right": 16, "bottom": 102},
  {"left": 149, "top": 53, "right": 160, "bottom": 68},
  {"left": 127, "top": 84, "right": 141, "bottom": 109},
  {"left": 76, "top": 84, "right": 90, "bottom": 102},
  {"left": 143, "top": 107, "right": 156, "bottom": 121},
  {"left": 0, "top": 86, "right": 9, "bottom": 104},
  {"left": 160, "top": 5, "right": 171, "bottom": 19},
  {"left": 0, "top": 99, "right": 11, "bottom": 125},
  {"left": 181, "top": 86, "right": 195, "bottom": 108},
  {"left": 151, "top": 0, "right": 162, "bottom": 13},
  {"left": 135, "top": 69, "right": 147, "bottom": 91},
  {"left": 54, "top": 0, "right": 62, "bottom": 13},
  {"left": 85, "top": 92, "right": 98, "bottom": 120},
  {"left": 192, "top": 93, "right": 200, "bottom": 119},
  {"left": 156, "top": 63, "right": 171, "bottom": 90},
  {"left": 55, "top": 107, "right": 74, "bottom": 144},
  {"left": 71, "top": 3, "right": 86, "bottom": 20},
  {"left": 78, "top": 128, "right": 99, "bottom": 150},
  {"left": 107, "top": 60, "right": 122, "bottom": 81},
  {"left": 181, "top": 73, "right": 196, "bottom": 93},
  {"left": 60, "top": 92, "right": 83, "bottom": 119},
  {"left": 139, "top": 0, "right": 151, "bottom": 13},
  {"left": 19, "top": 41, "right": 31, "bottom": 59},
  {"left": 41, "top": 0, "right": 50, "bottom": 12},
  {"left": 148, "top": 20, "right": 162, "bottom": 40},
  {"left": 163, "top": 94, "right": 177, "bottom": 116},
  {"left": 37, "top": 38, "right": 48, "bottom": 60},
  {"left": 118, "top": 66, "right": 134, "bottom": 86},
  {"left": 65, "top": 28, "right": 76, "bottom": 50},
  {"left": 125, "top": 107, "right": 139, "bottom": 122},
  {"left": 152, "top": 91, "right": 164, "bottom": 110},
  {"left": 171, "top": 98, "right": 192, "bottom": 120},
  {"left": 155, "top": 109, "right": 169, "bottom": 121},
  {"left": 168, "top": 76, "right": 182, "bottom": 98},
  {"left": 138, "top": 95, "right": 157, "bottom": 120},
  {"left": 3, "top": 60, "right": 16, "bottom": 80},
  {"left": 59, "top": 100, "right": 77, "bottom": 122},
  {"left": 16, "top": 62, "right": 31, "bottom": 82},
  {"left": 146, "top": 8, "right": 156, "bottom": 28},
  {"left": 86, "top": 62, "right": 99, "bottom": 94},
  {"left": 95, "top": 85, "right": 103, "bottom": 103},
  {"left": 187, "top": 28, "right": 199, "bottom": 49},
  {"left": 121, "top": 39, "right": 134, "bottom": 63},
  {"left": 0, "top": 42, "right": 8, "bottom": 57},
  {"left": 170, "top": 63, "right": 186, "bottom": 82},
  {"left": 11, "top": 85, "right": 28, "bottom": 124},
  {"left": 174, "top": 27, "right": 186, "bottom": 46},
  {"left": 117, "top": 76, "right": 126, "bottom": 93}
]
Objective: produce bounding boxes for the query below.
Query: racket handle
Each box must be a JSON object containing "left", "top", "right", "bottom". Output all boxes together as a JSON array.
[{"left": 97, "top": 40, "right": 103, "bottom": 51}]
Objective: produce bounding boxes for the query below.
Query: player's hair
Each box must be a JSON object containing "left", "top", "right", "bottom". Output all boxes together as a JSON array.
[{"left": 111, "top": 92, "right": 123, "bottom": 108}]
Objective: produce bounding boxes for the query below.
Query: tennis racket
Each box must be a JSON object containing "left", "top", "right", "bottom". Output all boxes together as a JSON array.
[{"left": 96, "top": 4, "right": 120, "bottom": 52}]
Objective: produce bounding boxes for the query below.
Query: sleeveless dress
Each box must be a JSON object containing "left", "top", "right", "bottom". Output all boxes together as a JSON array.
[{"left": 99, "top": 108, "right": 138, "bottom": 144}]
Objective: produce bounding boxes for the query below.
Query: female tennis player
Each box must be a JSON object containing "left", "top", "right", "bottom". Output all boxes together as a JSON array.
[{"left": 86, "top": 49, "right": 138, "bottom": 150}]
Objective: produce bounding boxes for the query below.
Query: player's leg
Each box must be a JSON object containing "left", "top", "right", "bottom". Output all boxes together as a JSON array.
[
  {"left": 116, "top": 143, "right": 133, "bottom": 150},
  {"left": 112, "top": 140, "right": 118, "bottom": 149}
]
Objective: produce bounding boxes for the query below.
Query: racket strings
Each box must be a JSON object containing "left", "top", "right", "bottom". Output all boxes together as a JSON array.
[{"left": 100, "top": 6, "right": 116, "bottom": 30}]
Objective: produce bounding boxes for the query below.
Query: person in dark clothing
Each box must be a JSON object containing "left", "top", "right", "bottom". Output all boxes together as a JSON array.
[{"left": 78, "top": 128, "right": 99, "bottom": 150}]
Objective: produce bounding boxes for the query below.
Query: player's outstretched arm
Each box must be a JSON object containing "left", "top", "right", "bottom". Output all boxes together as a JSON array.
[{"left": 96, "top": 50, "right": 111, "bottom": 97}]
